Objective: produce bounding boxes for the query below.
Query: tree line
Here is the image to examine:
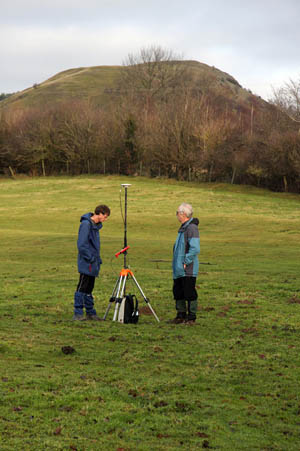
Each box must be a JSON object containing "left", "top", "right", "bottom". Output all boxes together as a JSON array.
[{"left": 0, "top": 46, "right": 299, "bottom": 193}]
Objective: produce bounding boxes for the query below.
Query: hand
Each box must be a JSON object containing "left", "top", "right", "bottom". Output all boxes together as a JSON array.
[{"left": 183, "top": 264, "right": 186, "bottom": 270}]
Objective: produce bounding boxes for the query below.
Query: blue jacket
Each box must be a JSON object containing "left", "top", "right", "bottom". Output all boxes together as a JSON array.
[
  {"left": 77, "top": 213, "right": 103, "bottom": 277},
  {"left": 173, "top": 218, "right": 200, "bottom": 279}
]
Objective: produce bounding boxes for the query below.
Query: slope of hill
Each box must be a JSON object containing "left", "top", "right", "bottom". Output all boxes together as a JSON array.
[{"left": 0, "top": 60, "right": 268, "bottom": 112}]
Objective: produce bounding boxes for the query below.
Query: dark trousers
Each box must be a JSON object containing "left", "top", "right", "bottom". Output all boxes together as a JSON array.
[
  {"left": 74, "top": 274, "right": 97, "bottom": 316},
  {"left": 76, "top": 273, "right": 95, "bottom": 294},
  {"left": 173, "top": 277, "right": 198, "bottom": 320}
]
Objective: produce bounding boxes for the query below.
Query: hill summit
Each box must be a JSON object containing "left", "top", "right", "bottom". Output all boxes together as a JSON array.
[{"left": 1, "top": 60, "right": 268, "bottom": 112}]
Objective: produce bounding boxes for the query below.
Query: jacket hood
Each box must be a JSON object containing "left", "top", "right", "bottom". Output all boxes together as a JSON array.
[
  {"left": 80, "top": 213, "right": 103, "bottom": 229},
  {"left": 80, "top": 213, "right": 93, "bottom": 222},
  {"left": 190, "top": 218, "right": 199, "bottom": 226}
]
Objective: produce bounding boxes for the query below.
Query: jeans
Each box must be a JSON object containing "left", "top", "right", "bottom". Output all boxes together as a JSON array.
[{"left": 74, "top": 291, "right": 97, "bottom": 316}]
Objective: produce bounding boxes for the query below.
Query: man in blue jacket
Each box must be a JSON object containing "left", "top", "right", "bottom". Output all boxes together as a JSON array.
[
  {"left": 73, "top": 204, "right": 110, "bottom": 321},
  {"left": 172, "top": 203, "right": 200, "bottom": 325}
]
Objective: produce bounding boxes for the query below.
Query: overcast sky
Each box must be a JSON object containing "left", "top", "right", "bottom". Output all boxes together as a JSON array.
[{"left": 1, "top": 0, "right": 299, "bottom": 100}]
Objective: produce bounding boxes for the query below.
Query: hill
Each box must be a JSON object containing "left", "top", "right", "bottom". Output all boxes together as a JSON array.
[
  {"left": 0, "top": 60, "right": 269, "bottom": 112},
  {"left": 2, "top": 61, "right": 296, "bottom": 193}
]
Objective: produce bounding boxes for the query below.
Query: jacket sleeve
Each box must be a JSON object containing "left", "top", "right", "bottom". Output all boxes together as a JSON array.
[
  {"left": 184, "top": 225, "right": 200, "bottom": 265},
  {"left": 77, "top": 221, "right": 95, "bottom": 262}
]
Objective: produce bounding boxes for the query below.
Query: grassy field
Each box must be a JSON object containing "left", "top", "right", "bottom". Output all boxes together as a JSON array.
[{"left": 0, "top": 175, "right": 299, "bottom": 450}]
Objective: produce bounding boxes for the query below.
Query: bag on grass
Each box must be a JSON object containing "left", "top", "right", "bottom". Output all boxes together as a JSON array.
[{"left": 118, "top": 294, "right": 139, "bottom": 324}]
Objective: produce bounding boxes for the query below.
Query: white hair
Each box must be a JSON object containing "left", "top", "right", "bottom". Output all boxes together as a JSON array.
[{"left": 177, "top": 203, "right": 193, "bottom": 218}]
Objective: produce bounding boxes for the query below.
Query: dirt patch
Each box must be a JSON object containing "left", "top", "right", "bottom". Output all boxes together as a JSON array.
[{"left": 139, "top": 306, "right": 152, "bottom": 315}]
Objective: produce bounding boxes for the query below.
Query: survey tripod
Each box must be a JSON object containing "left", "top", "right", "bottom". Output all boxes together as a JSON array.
[{"left": 103, "top": 184, "right": 160, "bottom": 322}]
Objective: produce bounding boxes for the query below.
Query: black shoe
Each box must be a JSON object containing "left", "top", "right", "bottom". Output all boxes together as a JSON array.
[{"left": 86, "top": 314, "right": 104, "bottom": 321}]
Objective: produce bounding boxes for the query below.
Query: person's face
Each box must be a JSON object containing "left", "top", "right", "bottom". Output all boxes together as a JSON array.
[
  {"left": 176, "top": 210, "right": 186, "bottom": 223},
  {"left": 96, "top": 213, "right": 109, "bottom": 223}
]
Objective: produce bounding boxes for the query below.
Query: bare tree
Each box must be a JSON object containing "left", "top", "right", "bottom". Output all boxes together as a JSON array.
[
  {"left": 270, "top": 76, "right": 300, "bottom": 125},
  {"left": 120, "top": 45, "right": 187, "bottom": 109},
  {"left": 5, "top": 108, "right": 58, "bottom": 176},
  {"left": 56, "top": 100, "right": 102, "bottom": 174}
]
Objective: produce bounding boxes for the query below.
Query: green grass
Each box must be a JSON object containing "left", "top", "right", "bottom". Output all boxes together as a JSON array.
[
  {"left": 1, "top": 65, "right": 121, "bottom": 109},
  {"left": 0, "top": 175, "right": 300, "bottom": 450}
]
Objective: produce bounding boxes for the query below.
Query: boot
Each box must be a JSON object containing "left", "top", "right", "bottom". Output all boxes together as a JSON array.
[
  {"left": 170, "top": 317, "right": 185, "bottom": 324},
  {"left": 86, "top": 314, "right": 104, "bottom": 321},
  {"left": 73, "top": 315, "right": 86, "bottom": 321},
  {"left": 169, "top": 312, "right": 186, "bottom": 324}
]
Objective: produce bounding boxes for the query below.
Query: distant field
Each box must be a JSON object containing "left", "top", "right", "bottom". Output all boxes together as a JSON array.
[{"left": 0, "top": 176, "right": 299, "bottom": 450}]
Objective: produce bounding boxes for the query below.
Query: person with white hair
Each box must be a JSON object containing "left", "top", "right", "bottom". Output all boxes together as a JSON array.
[{"left": 171, "top": 203, "right": 200, "bottom": 325}]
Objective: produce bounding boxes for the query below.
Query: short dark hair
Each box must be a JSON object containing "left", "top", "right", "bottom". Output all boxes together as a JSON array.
[{"left": 95, "top": 204, "right": 110, "bottom": 216}]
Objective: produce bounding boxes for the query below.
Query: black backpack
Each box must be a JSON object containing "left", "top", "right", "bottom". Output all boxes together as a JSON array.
[{"left": 123, "top": 294, "right": 139, "bottom": 324}]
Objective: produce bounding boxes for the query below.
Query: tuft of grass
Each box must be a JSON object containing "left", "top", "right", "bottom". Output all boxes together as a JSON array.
[{"left": 0, "top": 175, "right": 300, "bottom": 450}]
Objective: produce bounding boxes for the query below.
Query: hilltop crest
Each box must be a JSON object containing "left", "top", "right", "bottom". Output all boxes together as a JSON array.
[{"left": 1, "top": 60, "right": 268, "bottom": 112}]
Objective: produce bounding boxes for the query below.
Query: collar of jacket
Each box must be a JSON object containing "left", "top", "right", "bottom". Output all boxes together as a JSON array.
[
  {"left": 178, "top": 217, "right": 193, "bottom": 233},
  {"left": 91, "top": 219, "right": 103, "bottom": 230},
  {"left": 81, "top": 212, "right": 103, "bottom": 230}
]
